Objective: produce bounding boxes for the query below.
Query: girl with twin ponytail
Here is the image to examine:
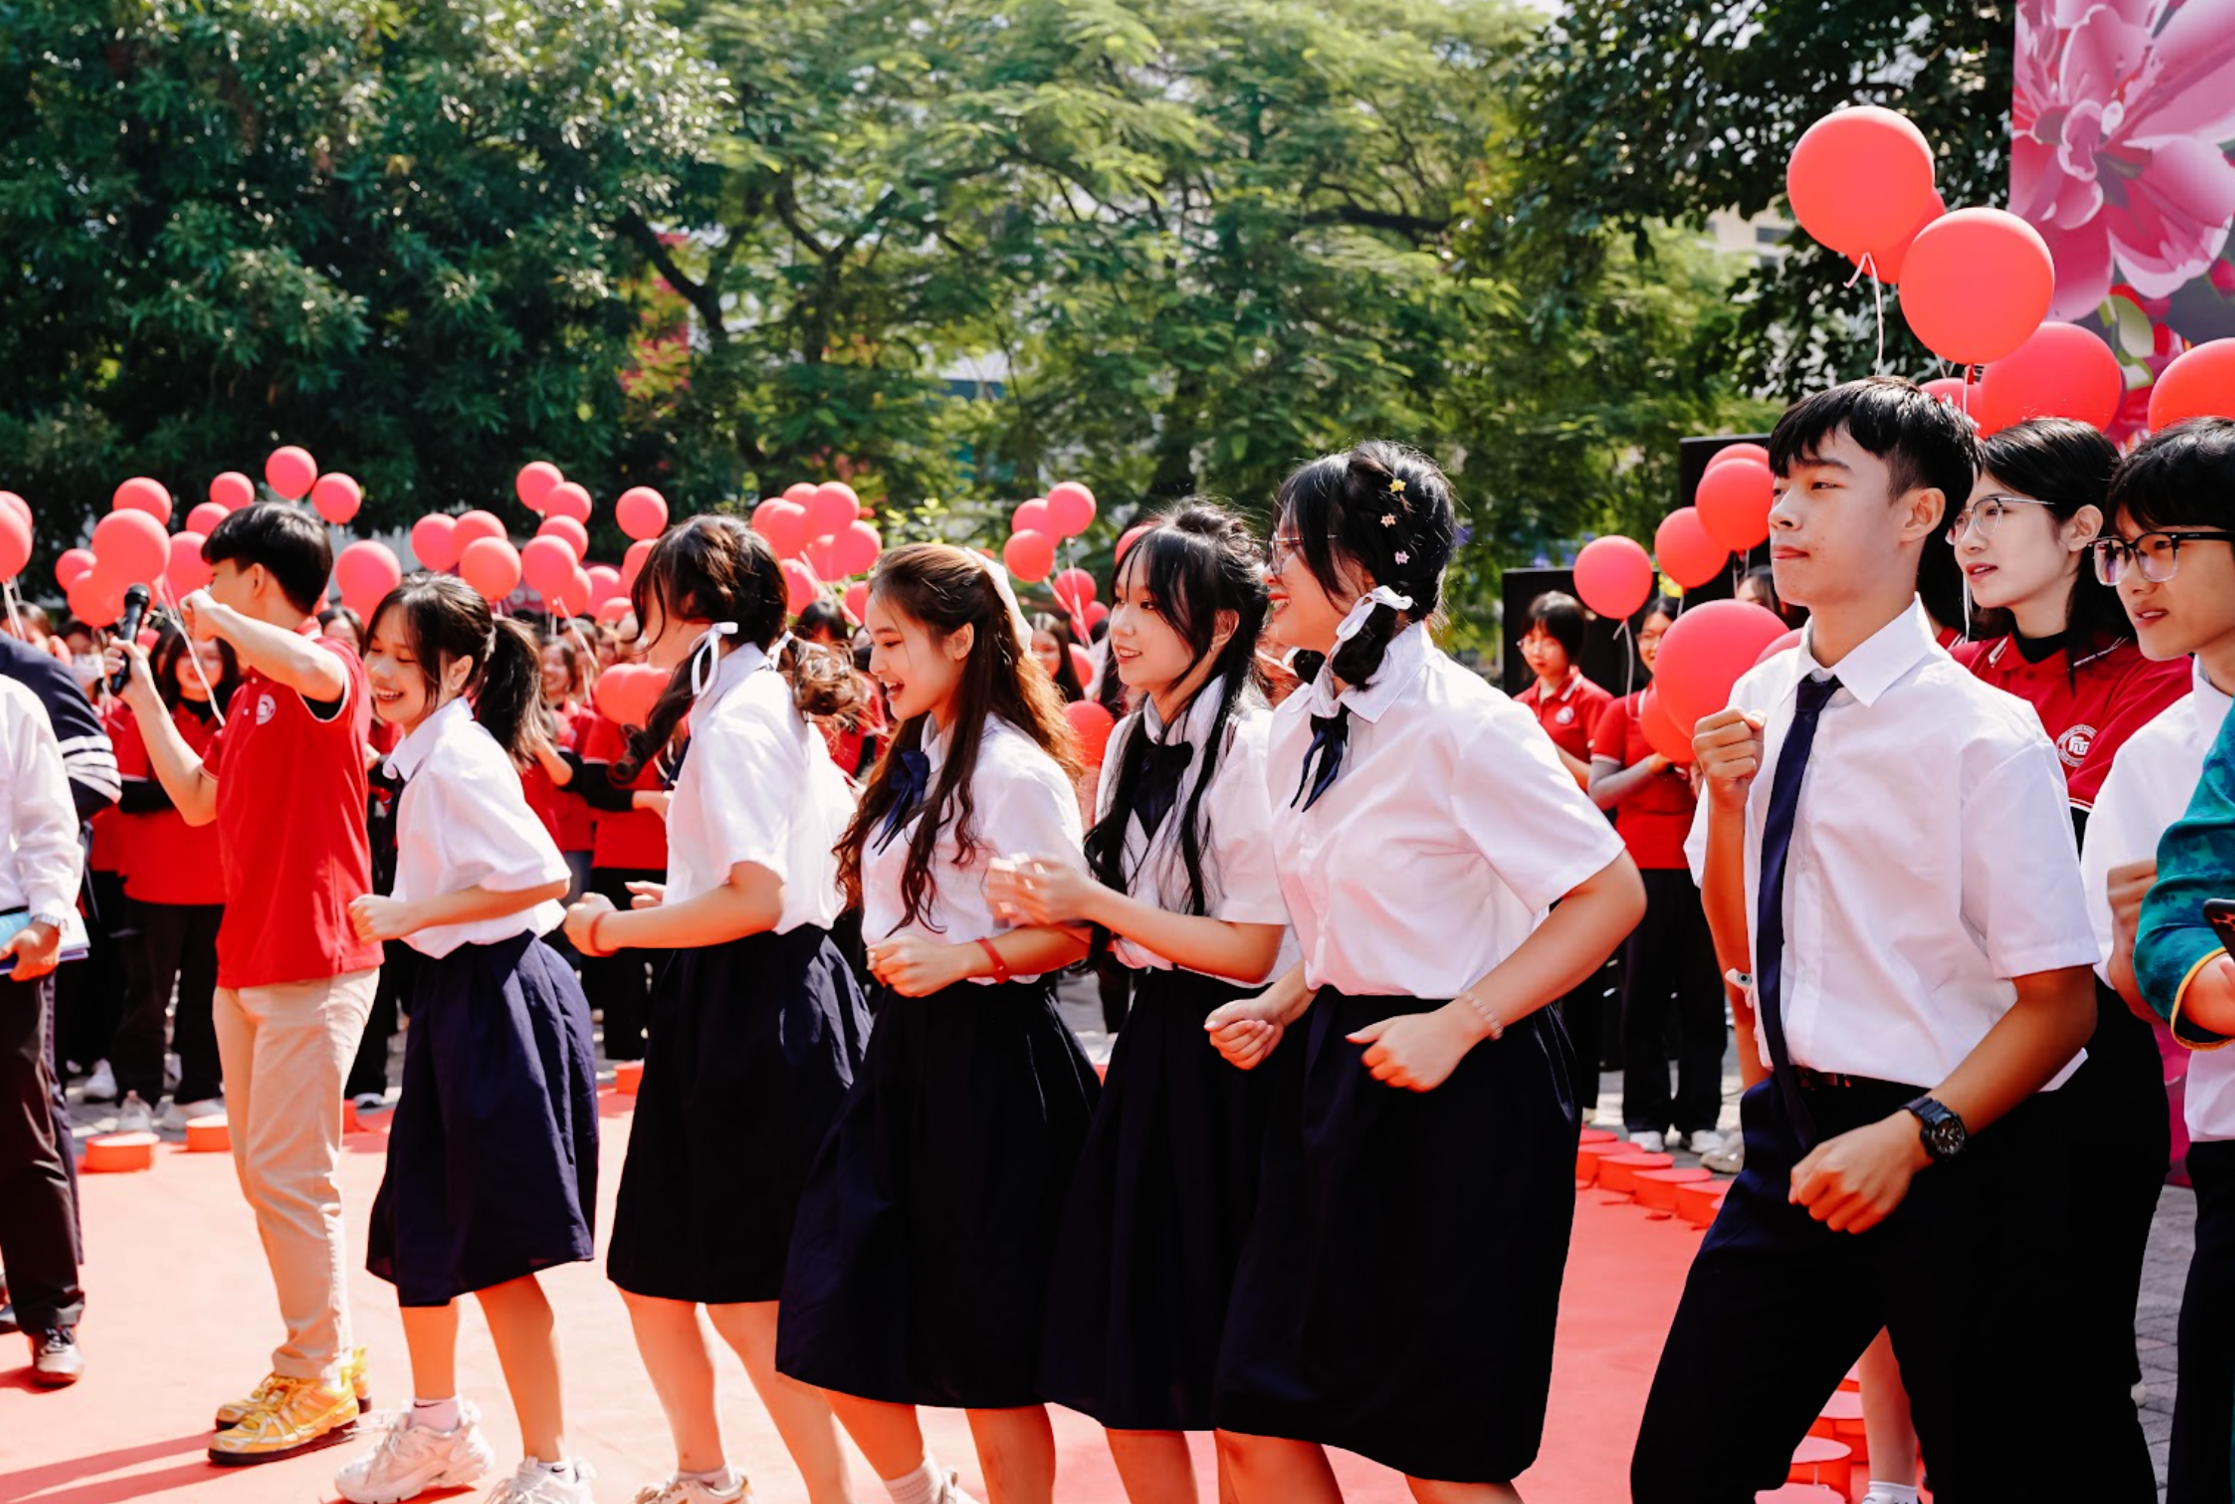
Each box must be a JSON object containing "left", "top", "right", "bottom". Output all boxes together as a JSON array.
[{"left": 1203, "top": 441, "right": 1647, "bottom": 1502}]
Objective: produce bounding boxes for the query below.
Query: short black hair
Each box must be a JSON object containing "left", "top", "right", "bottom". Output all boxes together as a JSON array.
[
  {"left": 202, "top": 503, "right": 333, "bottom": 614},
  {"left": 2108, "top": 418, "right": 2235, "bottom": 536},
  {"left": 1767, "top": 375, "right": 1980, "bottom": 515},
  {"left": 1526, "top": 590, "right": 1587, "bottom": 660}
]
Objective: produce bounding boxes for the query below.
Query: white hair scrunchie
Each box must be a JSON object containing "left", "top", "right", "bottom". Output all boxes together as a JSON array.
[{"left": 1333, "top": 585, "right": 1414, "bottom": 646}]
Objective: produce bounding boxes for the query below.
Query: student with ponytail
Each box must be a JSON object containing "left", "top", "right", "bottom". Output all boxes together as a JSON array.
[
  {"left": 1205, "top": 442, "right": 1644, "bottom": 1503},
  {"left": 988, "top": 503, "right": 1289, "bottom": 1504},
  {"left": 332, "top": 573, "right": 599, "bottom": 1504},
  {"left": 778, "top": 544, "right": 1099, "bottom": 1504},
  {"left": 559, "top": 517, "right": 869, "bottom": 1504}
]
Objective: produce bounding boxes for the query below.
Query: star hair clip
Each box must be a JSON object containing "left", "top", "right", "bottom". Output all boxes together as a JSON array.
[
  {"left": 1388, "top": 477, "right": 1406, "bottom": 494},
  {"left": 1394, "top": 551, "right": 1411, "bottom": 565},
  {"left": 1380, "top": 513, "right": 1398, "bottom": 527}
]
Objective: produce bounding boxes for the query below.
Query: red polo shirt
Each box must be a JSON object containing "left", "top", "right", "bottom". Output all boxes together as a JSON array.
[
  {"left": 113, "top": 699, "right": 227, "bottom": 906},
  {"left": 1589, "top": 692, "right": 1696, "bottom": 870},
  {"left": 519, "top": 701, "right": 597, "bottom": 853},
  {"left": 582, "top": 713, "right": 668, "bottom": 872},
  {"left": 1516, "top": 668, "right": 1614, "bottom": 766},
  {"left": 1951, "top": 633, "right": 2190, "bottom": 811},
  {"left": 204, "top": 628, "right": 382, "bottom": 989}
]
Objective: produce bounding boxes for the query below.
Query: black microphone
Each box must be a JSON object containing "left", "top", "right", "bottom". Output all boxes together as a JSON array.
[{"left": 107, "top": 583, "right": 152, "bottom": 694}]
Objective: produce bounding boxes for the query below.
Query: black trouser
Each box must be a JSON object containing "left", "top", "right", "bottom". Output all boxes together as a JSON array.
[
  {"left": 1557, "top": 953, "right": 1619, "bottom": 1114},
  {"left": 2171, "top": 1138, "right": 2235, "bottom": 1504},
  {"left": 346, "top": 939, "right": 414, "bottom": 1099},
  {"left": 58, "top": 870, "right": 138, "bottom": 1074},
  {"left": 1, "top": 974, "right": 84, "bottom": 1333},
  {"left": 113, "top": 901, "right": 223, "bottom": 1107},
  {"left": 579, "top": 866, "right": 664, "bottom": 1060},
  {"left": 1620, "top": 868, "right": 1724, "bottom": 1138},
  {"left": 2066, "top": 984, "right": 2171, "bottom": 1392},
  {"left": 1633, "top": 1077, "right": 2155, "bottom": 1502}
]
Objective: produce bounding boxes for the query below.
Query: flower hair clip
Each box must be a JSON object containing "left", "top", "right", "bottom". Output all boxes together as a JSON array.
[
  {"left": 1393, "top": 551, "right": 1410, "bottom": 565},
  {"left": 1381, "top": 513, "right": 1397, "bottom": 527},
  {"left": 1388, "top": 477, "right": 1406, "bottom": 495}
]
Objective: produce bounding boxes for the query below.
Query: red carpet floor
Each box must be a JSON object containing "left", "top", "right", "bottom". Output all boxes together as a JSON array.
[{"left": 0, "top": 1097, "right": 1702, "bottom": 1504}]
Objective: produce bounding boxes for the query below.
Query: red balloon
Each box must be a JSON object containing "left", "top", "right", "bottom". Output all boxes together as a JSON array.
[
  {"left": 2148, "top": 339, "right": 2235, "bottom": 431},
  {"left": 1046, "top": 481, "right": 1096, "bottom": 537},
  {"left": 0, "top": 491, "right": 28, "bottom": 532},
  {"left": 1704, "top": 442, "right": 1770, "bottom": 474},
  {"left": 1065, "top": 699, "right": 1116, "bottom": 765},
  {"left": 265, "top": 446, "right": 317, "bottom": 501},
  {"left": 1695, "top": 458, "right": 1775, "bottom": 553},
  {"left": 335, "top": 540, "right": 403, "bottom": 621},
  {"left": 1921, "top": 376, "right": 1972, "bottom": 412},
  {"left": 55, "top": 548, "right": 96, "bottom": 590},
  {"left": 595, "top": 596, "right": 632, "bottom": 626},
  {"left": 1067, "top": 642, "right": 1095, "bottom": 686},
  {"left": 1785, "top": 106, "right": 1937, "bottom": 258},
  {"left": 622, "top": 537, "right": 655, "bottom": 591},
  {"left": 1051, "top": 567, "right": 1097, "bottom": 613},
  {"left": 1003, "top": 529, "right": 1057, "bottom": 584},
  {"left": 830, "top": 520, "right": 881, "bottom": 578},
  {"left": 1084, "top": 601, "right": 1109, "bottom": 629},
  {"left": 843, "top": 581, "right": 870, "bottom": 624},
  {"left": 1573, "top": 535, "right": 1655, "bottom": 619},
  {"left": 1753, "top": 627, "right": 1805, "bottom": 668},
  {"left": 1115, "top": 524, "right": 1153, "bottom": 564},
  {"left": 781, "top": 558, "right": 821, "bottom": 616},
  {"left": 453, "top": 510, "right": 507, "bottom": 549},
  {"left": 1853, "top": 190, "right": 1946, "bottom": 286},
  {"left": 615, "top": 486, "right": 668, "bottom": 542},
  {"left": 536, "top": 514, "right": 590, "bottom": 561},
  {"left": 541, "top": 483, "right": 592, "bottom": 526},
  {"left": 1654, "top": 600, "right": 1790, "bottom": 735},
  {"left": 91, "top": 509, "right": 169, "bottom": 586},
  {"left": 459, "top": 537, "right": 522, "bottom": 603},
  {"left": 186, "top": 501, "right": 230, "bottom": 536},
  {"left": 166, "top": 532, "right": 212, "bottom": 598},
  {"left": 549, "top": 566, "right": 592, "bottom": 616},
  {"left": 0, "top": 508, "right": 28, "bottom": 581},
  {"left": 1976, "top": 323, "right": 2124, "bottom": 433},
  {"left": 807, "top": 482, "right": 859, "bottom": 540},
  {"left": 751, "top": 498, "right": 810, "bottom": 558},
  {"left": 516, "top": 461, "right": 564, "bottom": 512},
  {"left": 521, "top": 535, "right": 578, "bottom": 597},
  {"left": 593, "top": 663, "right": 665, "bottom": 728},
  {"left": 1637, "top": 686, "right": 1693, "bottom": 765},
  {"left": 67, "top": 569, "right": 128, "bottom": 629},
  {"left": 585, "top": 564, "right": 623, "bottom": 608},
  {"left": 113, "top": 477, "right": 173, "bottom": 525},
  {"left": 1654, "top": 508, "right": 1728, "bottom": 591},
  {"left": 209, "top": 471, "right": 256, "bottom": 511},
  {"left": 1013, "top": 498, "right": 1051, "bottom": 536},
  {"left": 1900, "top": 209, "right": 2056, "bottom": 367},
  {"left": 782, "top": 482, "right": 818, "bottom": 505},
  {"left": 411, "top": 514, "right": 461, "bottom": 572},
  {"left": 311, "top": 473, "right": 362, "bottom": 525}
]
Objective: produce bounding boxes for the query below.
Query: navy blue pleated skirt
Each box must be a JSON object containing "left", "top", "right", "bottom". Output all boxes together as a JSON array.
[
  {"left": 367, "top": 934, "right": 599, "bottom": 1307},
  {"left": 1039, "top": 966, "right": 1267, "bottom": 1431},
  {"left": 607, "top": 923, "right": 868, "bottom": 1305},
  {"left": 777, "top": 976, "right": 1100, "bottom": 1408},
  {"left": 1214, "top": 990, "right": 1579, "bottom": 1482}
]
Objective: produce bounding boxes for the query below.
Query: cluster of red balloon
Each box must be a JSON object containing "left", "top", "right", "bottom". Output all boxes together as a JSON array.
[
  {"left": 593, "top": 663, "right": 666, "bottom": 729},
  {"left": 1570, "top": 441, "right": 1774, "bottom": 626},
  {"left": 1002, "top": 482, "right": 1096, "bottom": 586},
  {"left": 1632, "top": 601, "right": 1792, "bottom": 764},
  {"left": 749, "top": 481, "right": 881, "bottom": 620}
]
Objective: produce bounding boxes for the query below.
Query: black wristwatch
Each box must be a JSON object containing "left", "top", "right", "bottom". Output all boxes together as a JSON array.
[{"left": 1903, "top": 1095, "right": 1967, "bottom": 1162}]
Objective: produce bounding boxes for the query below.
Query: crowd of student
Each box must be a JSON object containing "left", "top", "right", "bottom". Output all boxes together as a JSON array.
[{"left": 2, "top": 376, "right": 2234, "bottom": 1504}]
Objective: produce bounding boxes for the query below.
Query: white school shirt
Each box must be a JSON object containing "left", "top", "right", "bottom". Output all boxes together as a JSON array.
[
  {"left": 1683, "top": 598, "right": 2101, "bottom": 1090},
  {"left": 862, "top": 712, "right": 1084, "bottom": 983},
  {"left": 665, "top": 642, "right": 849, "bottom": 932},
  {"left": 2080, "top": 659, "right": 2235, "bottom": 1140},
  {"left": 1265, "top": 624, "right": 1625, "bottom": 998},
  {"left": 0, "top": 676, "right": 83, "bottom": 921},
  {"left": 1094, "top": 680, "right": 1292, "bottom": 977},
  {"left": 384, "top": 699, "right": 569, "bottom": 959}
]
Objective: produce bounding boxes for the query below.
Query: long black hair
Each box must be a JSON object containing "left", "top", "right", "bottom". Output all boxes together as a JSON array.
[
  {"left": 1083, "top": 503, "right": 1268, "bottom": 933},
  {"left": 618, "top": 515, "right": 860, "bottom": 781},
  {"left": 1973, "top": 418, "right": 2132, "bottom": 667},
  {"left": 1274, "top": 439, "right": 1459, "bottom": 688},
  {"left": 1031, "top": 611, "right": 1087, "bottom": 702},
  {"left": 366, "top": 573, "right": 546, "bottom": 761},
  {"left": 151, "top": 624, "right": 240, "bottom": 714}
]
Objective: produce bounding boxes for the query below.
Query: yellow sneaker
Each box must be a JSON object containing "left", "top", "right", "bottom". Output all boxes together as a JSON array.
[
  {"left": 208, "top": 1376, "right": 360, "bottom": 1465},
  {"left": 214, "top": 1347, "right": 369, "bottom": 1429}
]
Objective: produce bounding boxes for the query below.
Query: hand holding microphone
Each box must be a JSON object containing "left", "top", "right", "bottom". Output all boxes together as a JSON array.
[{"left": 104, "top": 583, "right": 152, "bottom": 695}]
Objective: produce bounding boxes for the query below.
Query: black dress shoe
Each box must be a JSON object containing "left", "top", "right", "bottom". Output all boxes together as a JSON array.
[{"left": 29, "top": 1327, "right": 84, "bottom": 1387}]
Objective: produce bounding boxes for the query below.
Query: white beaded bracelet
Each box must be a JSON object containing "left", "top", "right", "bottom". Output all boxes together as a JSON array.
[{"left": 1460, "top": 992, "right": 1505, "bottom": 1041}]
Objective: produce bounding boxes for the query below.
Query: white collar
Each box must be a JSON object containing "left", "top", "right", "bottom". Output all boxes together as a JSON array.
[
  {"left": 2191, "top": 656, "right": 2233, "bottom": 743},
  {"left": 1793, "top": 597, "right": 1937, "bottom": 710},
  {"left": 383, "top": 696, "right": 472, "bottom": 781},
  {"left": 1142, "top": 675, "right": 1228, "bottom": 747},
  {"left": 1306, "top": 622, "right": 1430, "bottom": 725},
  {"left": 699, "top": 639, "right": 770, "bottom": 711}
]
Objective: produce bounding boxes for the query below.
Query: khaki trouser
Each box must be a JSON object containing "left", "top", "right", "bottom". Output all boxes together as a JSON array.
[{"left": 213, "top": 968, "right": 378, "bottom": 1383}]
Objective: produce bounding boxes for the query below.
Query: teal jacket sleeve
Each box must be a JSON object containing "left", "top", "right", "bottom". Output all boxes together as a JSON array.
[{"left": 2137, "top": 702, "right": 2235, "bottom": 1047}]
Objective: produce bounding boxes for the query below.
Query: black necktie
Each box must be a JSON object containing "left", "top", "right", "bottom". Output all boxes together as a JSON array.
[
  {"left": 1755, "top": 673, "right": 1842, "bottom": 1148},
  {"left": 1135, "top": 739, "right": 1195, "bottom": 837},
  {"left": 1290, "top": 708, "right": 1351, "bottom": 812},
  {"left": 877, "top": 749, "right": 930, "bottom": 851}
]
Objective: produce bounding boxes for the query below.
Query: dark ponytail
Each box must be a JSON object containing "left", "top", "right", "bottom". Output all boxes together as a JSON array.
[
  {"left": 1273, "top": 439, "right": 1458, "bottom": 689},
  {"left": 618, "top": 515, "right": 865, "bottom": 781},
  {"left": 365, "top": 574, "right": 551, "bottom": 763}
]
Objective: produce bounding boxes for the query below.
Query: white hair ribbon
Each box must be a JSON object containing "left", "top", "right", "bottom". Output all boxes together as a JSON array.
[
  {"left": 1333, "top": 586, "right": 1413, "bottom": 645},
  {"left": 965, "top": 550, "right": 1035, "bottom": 655},
  {"left": 688, "top": 621, "right": 740, "bottom": 699}
]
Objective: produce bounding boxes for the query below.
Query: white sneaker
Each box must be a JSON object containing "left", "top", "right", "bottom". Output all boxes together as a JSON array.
[
  {"left": 1628, "top": 1129, "right": 1669, "bottom": 1152},
  {"left": 933, "top": 1470, "right": 983, "bottom": 1504},
  {"left": 1686, "top": 1128, "right": 1724, "bottom": 1156},
  {"left": 82, "top": 1060, "right": 117, "bottom": 1104},
  {"left": 631, "top": 1469, "right": 750, "bottom": 1504},
  {"left": 353, "top": 1091, "right": 389, "bottom": 1113},
  {"left": 1701, "top": 1134, "right": 1744, "bottom": 1174},
  {"left": 114, "top": 1092, "right": 155, "bottom": 1134},
  {"left": 334, "top": 1404, "right": 497, "bottom": 1504},
  {"left": 488, "top": 1457, "right": 598, "bottom": 1504},
  {"left": 165, "top": 1097, "right": 224, "bottom": 1129}
]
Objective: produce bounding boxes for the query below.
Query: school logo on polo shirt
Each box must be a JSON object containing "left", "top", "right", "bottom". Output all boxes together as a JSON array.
[
  {"left": 2057, "top": 723, "right": 2096, "bottom": 766},
  {"left": 255, "top": 693, "right": 276, "bottom": 726},
  {"left": 1556, "top": 705, "right": 1576, "bottom": 725}
]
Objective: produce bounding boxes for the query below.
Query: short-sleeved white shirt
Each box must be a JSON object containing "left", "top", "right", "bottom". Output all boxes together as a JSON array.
[
  {"left": 385, "top": 698, "right": 569, "bottom": 958},
  {"left": 1094, "top": 680, "right": 1291, "bottom": 977},
  {"left": 1683, "top": 598, "right": 2102, "bottom": 1089},
  {"left": 1264, "top": 624, "right": 1626, "bottom": 998},
  {"left": 665, "top": 642, "right": 850, "bottom": 933},
  {"left": 862, "top": 712, "right": 1084, "bottom": 983},
  {"left": 2081, "top": 658, "right": 2235, "bottom": 1140}
]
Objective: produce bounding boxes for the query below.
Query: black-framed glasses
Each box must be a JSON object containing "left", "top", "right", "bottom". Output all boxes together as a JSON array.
[
  {"left": 1945, "top": 493, "right": 2058, "bottom": 545},
  {"left": 2090, "top": 530, "right": 2235, "bottom": 585}
]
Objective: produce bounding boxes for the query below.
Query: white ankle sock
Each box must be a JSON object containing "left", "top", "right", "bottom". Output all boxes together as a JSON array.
[
  {"left": 1865, "top": 1485, "right": 1920, "bottom": 1504},
  {"left": 681, "top": 1466, "right": 742, "bottom": 1496},
  {"left": 410, "top": 1397, "right": 461, "bottom": 1432},
  {"left": 883, "top": 1460, "right": 942, "bottom": 1504}
]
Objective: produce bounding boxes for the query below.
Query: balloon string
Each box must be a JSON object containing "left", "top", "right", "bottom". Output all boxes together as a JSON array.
[
  {"left": 156, "top": 577, "right": 226, "bottom": 725},
  {"left": 3, "top": 579, "right": 24, "bottom": 641},
  {"left": 1617, "top": 618, "right": 1635, "bottom": 699},
  {"left": 1841, "top": 252, "right": 1887, "bottom": 376}
]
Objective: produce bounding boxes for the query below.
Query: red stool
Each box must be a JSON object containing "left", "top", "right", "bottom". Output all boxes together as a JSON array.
[
  {"left": 185, "top": 1115, "right": 230, "bottom": 1154},
  {"left": 1675, "top": 1178, "right": 1729, "bottom": 1227},
  {"left": 83, "top": 1131, "right": 158, "bottom": 1172},
  {"left": 1575, "top": 1140, "right": 1627, "bottom": 1185},
  {"left": 341, "top": 1098, "right": 361, "bottom": 1135},
  {"left": 1596, "top": 1150, "right": 1674, "bottom": 1196},
  {"left": 615, "top": 1059, "right": 645, "bottom": 1095},
  {"left": 1785, "top": 1435, "right": 1851, "bottom": 1491},
  {"left": 1754, "top": 1488, "right": 1843, "bottom": 1503},
  {"left": 1806, "top": 1391, "right": 1868, "bottom": 1471},
  {"left": 1578, "top": 1127, "right": 1619, "bottom": 1146},
  {"left": 1634, "top": 1165, "right": 1711, "bottom": 1214},
  {"left": 1838, "top": 1362, "right": 1862, "bottom": 1393}
]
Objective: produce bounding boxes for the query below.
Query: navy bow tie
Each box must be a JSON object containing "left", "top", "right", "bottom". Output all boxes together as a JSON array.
[
  {"left": 878, "top": 749, "right": 931, "bottom": 850},
  {"left": 1135, "top": 739, "right": 1195, "bottom": 837},
  {"left": 1290, "top": 708, "right": 1351, "bottom": 812}
]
